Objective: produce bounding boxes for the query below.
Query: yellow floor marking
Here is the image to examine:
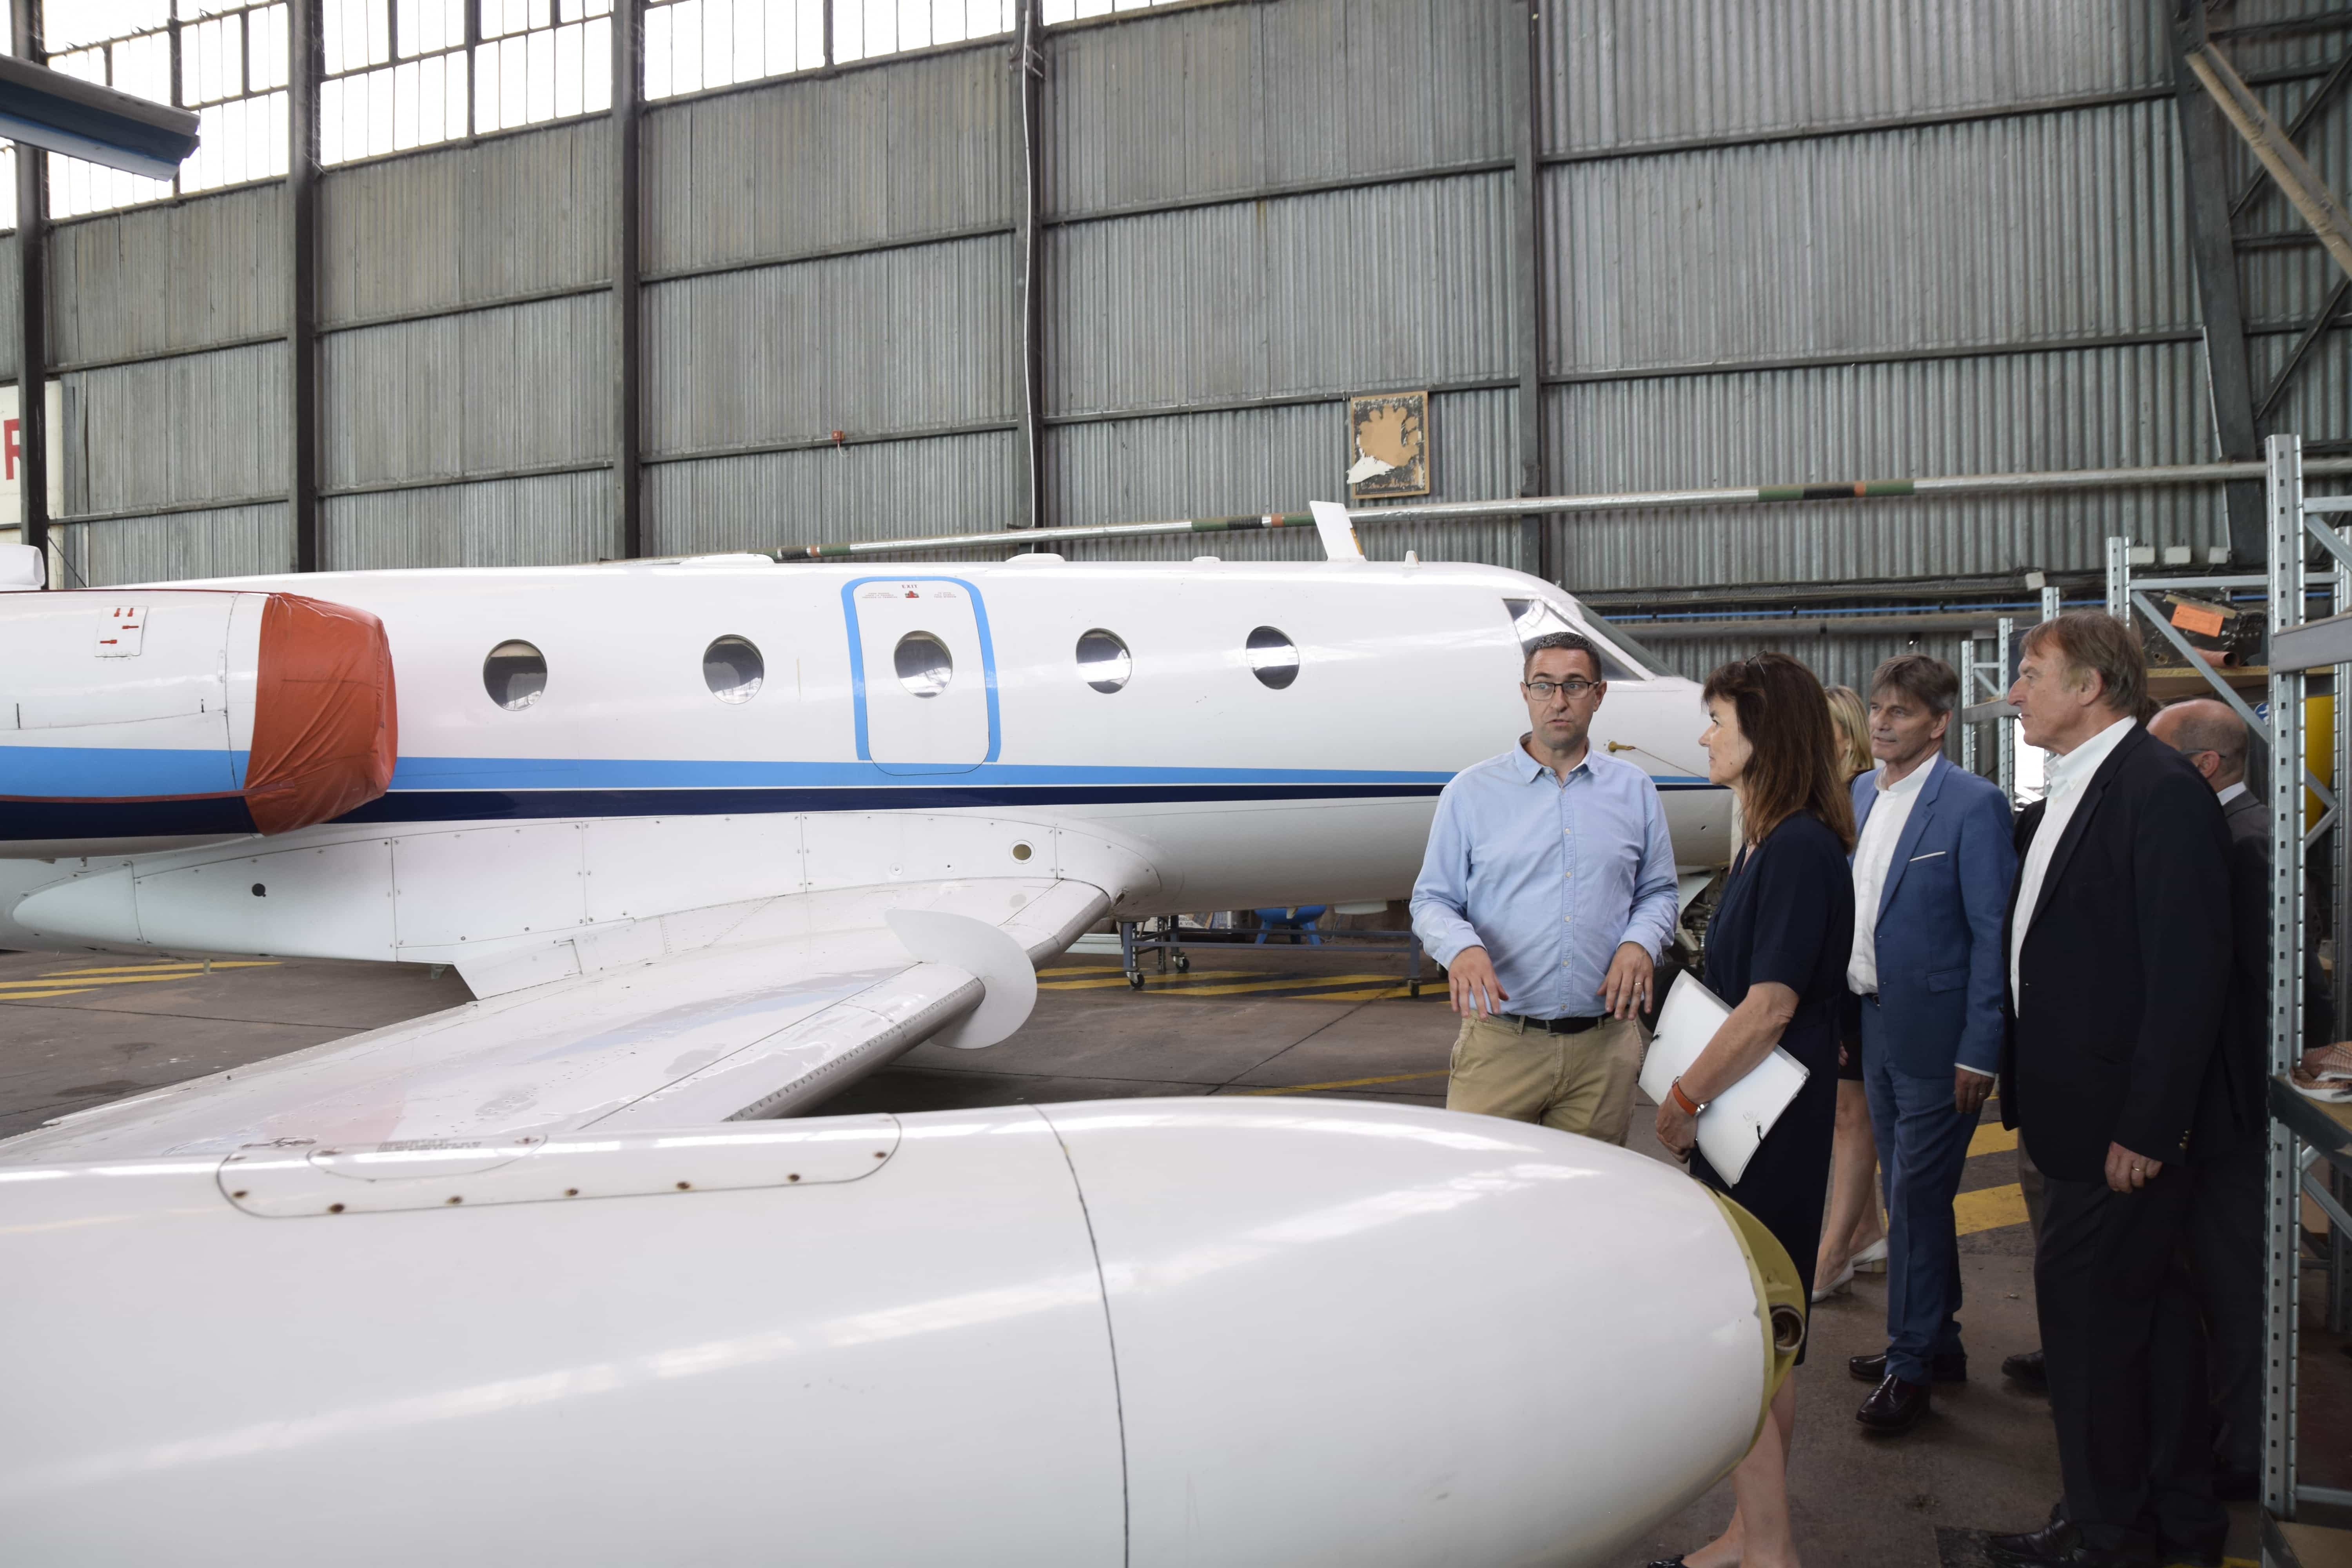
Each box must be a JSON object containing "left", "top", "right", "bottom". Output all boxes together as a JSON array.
[
  {"left": 1968, "top": 1122, "right": 2019, "bottom": 1158},
  {"left": 0, "top": 988, "right": 99, "bottom": 1001},
  {"left": 1238, "top": 1069, "right": 1452, "bottom": 1096},
  {"left": 34, "top": 961, "right": 278, "bottom": 977},
  {"left": 0, "top": 971, "right": 253, "bottom": 994},
  {"left": 1037, "top": 964, "right": 1126, "bottom": 978},
  {"left": 1112, "top": 973, "right": 1414, "bottom": 998},
  {"left": 1299, "top": 984, "right": 1436, "bottom": 1002},
  {"left": 1037, "top": 969, "right": 1261, "bottom": 991},
  {"left": 1955, "top": 1183, "right": 2029, "bottom": 1236}
]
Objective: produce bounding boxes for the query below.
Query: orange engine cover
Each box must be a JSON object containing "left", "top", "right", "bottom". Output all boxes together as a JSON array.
[{"left": 244, "top": 594, "right": 400, "bottom": 835}]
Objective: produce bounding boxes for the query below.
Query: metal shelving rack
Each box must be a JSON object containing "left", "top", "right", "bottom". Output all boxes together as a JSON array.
[{"left": 2197, "top": 436, "right": 2352, "bottom": 1562}]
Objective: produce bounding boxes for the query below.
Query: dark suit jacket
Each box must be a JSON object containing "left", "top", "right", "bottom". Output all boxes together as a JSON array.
[
  {"left": 2000, "top": 724, "right": 2233, "bottom": 1181},
  {"left": 2213, "top": 786, "right": 2334, "bottom": 1156}
]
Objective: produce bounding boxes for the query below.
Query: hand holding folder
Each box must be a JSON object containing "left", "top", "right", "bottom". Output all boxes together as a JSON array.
[{"left": 1637, "top": 969, "right": 1811, "bottom": 1185}]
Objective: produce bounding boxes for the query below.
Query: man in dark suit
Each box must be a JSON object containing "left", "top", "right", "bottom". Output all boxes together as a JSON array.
[
  {"left": 1841, "top": 655, "right": 2018, "bottom": 1435},
  {"left": 2149, "top": 697, "right": 2308, "bottom": 1501},
  {"left": 1987, "top": 614, "right": 2232, "bottom": 1568}
]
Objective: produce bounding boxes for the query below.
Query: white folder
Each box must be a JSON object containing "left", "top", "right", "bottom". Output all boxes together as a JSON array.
[{"left": 1637, "top": 969, "right": 1811, "bottom": 1186}]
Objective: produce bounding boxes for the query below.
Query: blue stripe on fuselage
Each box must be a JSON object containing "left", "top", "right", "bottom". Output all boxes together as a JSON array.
[{"left": 0, "top": 745, "right": 246, "bottom": 799}]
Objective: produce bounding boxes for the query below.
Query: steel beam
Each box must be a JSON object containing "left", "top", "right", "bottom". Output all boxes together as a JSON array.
[
  {"left": 2264, "top": 432, "right": 2308, "bottom": 1521},
  {"left": 11, "top": 0, "right": 44, "bottom": 578},
  {"left": 1013, "top": 0, "right": 1045, "bottom": 532},
  {"left": 2229, "top": 48, "right": 2352, "bottom": 223},
  {"left": 2188, "top": 42, "right": 2352, "bottom": 281},
  {"left": 288, "top": 0, "right": 322, "bottom": 572},
  {"left": 1511, "top": 0, "right": 1547, "bottom": 581},
  {"left": 613, "top": 0, "right": 643, "bottom": 559},
  {"left": 2254, "top": 274, "right": 2352, "bottom": 423},
  {"left": 2173, "top": 7, "right": 2267, "bottom": 566}
]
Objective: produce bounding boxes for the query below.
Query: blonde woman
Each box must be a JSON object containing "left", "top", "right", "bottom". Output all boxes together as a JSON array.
[{"left": 1816, "top": 685, "right": 1887, "bottom": 1299}]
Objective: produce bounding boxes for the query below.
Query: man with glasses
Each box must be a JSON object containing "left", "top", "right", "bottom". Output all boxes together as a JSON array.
[{"left": 1411, "top": 630, "right": 1678, "bottom": 1143}]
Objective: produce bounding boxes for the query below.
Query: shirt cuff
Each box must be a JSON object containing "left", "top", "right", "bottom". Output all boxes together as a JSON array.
[{"left": 1955, "top": 1063, "right": 1996, "bottom": 1079}]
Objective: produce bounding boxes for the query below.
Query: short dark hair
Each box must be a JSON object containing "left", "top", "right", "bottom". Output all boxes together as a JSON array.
[
  {"left": 2019, "top": 612, "right": 2146, "bottom": 720},
  {"left": 1701, "top": 652, "right": 1857, "bottom": 851},
  {"left": 1869, "top": 654, "right": 1961, "bottom": 717},
  {"left": 1523, "top": 632, "right": 1603, "bottom": 681}
]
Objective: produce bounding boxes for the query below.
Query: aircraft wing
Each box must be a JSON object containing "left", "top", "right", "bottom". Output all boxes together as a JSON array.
[{"left": 0, "top": 877, "right": 1111, "bottom": 1163}]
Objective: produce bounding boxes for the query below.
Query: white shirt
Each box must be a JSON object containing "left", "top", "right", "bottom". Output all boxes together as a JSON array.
[
  {"left": 2218, "top": 780, "right": 2249, "bottom": 808},
  {"left": 1847, "top": 752, "right": 1939, "bottom": 995},
  {"left": 2010, "top": 716, "right": 2136, "bottom": 1012}
]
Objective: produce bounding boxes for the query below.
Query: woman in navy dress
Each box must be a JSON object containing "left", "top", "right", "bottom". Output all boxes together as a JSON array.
[{"left": 1646, "top": 653, "right": 1855, "bottom": 1568}]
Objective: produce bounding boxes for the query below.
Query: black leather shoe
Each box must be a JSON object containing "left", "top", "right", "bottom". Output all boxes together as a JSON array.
[
  {"left": 2002, "top": 1348, "right": 2048, "bottom": 1388},
  {"left": 1985, "top": 1517, "right": 2156, "bottom": 1566},
  {"left": 1642, "top": 1559, "right": 1686, "bottom": 1567},
  {"left": 1856, "top": 1373, "right": 1929, "bottom": 1433},
  {"left": 1847, "top": 1349, "right": 1967, "bottom": 1384}
]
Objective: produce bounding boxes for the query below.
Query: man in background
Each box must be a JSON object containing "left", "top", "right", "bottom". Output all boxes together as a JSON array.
[
  {"left": 1842, "top": 655, "right": 2017, "bottom": 1436},
  {"left": 1988, "top": 613, "right": 2231, "bottom": 1568},
  {"left": 1412, "top": 631, "right": 1678, "bottom": 1144}
]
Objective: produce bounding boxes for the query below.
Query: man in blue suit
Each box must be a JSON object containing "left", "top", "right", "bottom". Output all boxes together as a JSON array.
[{"left": 1842, "top": 654, "right": 2019, "bottom": 1434}]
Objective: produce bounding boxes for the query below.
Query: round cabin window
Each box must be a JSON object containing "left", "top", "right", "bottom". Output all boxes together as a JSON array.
[
  {"left": 895, "top": 632, "right": 953, "bottom": 698},
  {"left": 483, "top": 640, "right": 548, "bottom": 710},
  {"left": 1245, "top": 626, "right": 1299, "bottom": 690},
  {"left": 1076, "top": 629, "right": 1131, "bottom": 693},
  {"left": 703, "top": 635, "right": 764, "bottom": 704}
]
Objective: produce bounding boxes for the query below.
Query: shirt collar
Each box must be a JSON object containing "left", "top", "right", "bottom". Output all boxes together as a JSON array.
[
  {"left": 1515, "top": 737, "right": 1592, "bottom": 782},
  {"left": 2217, "top": 779, "right": 2250, "bottom": 807},
  {"left": 2045, "top": 716, "right": 2135, "bottom": 800},
  {"left": 1873, "top": 751, "right": 1938, "bottom": 799}
]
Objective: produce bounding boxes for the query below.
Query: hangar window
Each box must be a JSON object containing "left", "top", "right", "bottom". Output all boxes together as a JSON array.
[
  {"left": 1076, "top": 629, "right": 1130, "bottom": 693},
  {"left": 703, "top": 636, "right": 764, "bottom": 704},
  {"left": 483, "top": 640, "right": 548, "bottom": 710},
  {"left": 1245, "top": 626, "right": 1299, "bottom": 690},
  {"left": 894, "top": 632, "right": 952, "bottom": 698}
]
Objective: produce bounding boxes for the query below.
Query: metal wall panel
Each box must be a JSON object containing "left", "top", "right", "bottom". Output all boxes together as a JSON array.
[
  {"left": 1044, "top": 389, "right": 1523, "bottom": 566},
  {"left": 1638, "top": 628, "right": 1981, "bottom": 717},
  {"left": 67, "top": 344, "right": 290, "bottom": 514},
  {"left": 2252, "top": 327, "right": 2351, "bottom": 445},
  {"left": 1543, "top": 342, "right": 2223, "bottom": 593},
  {"left": 1543, "top": 0, "right": 2171, "bottom": 153},
  {"left": 50, "top": 185, "right": 287, "bottom": 368},
  {"left": 323, "top": 295, "right": 613, "bottom": 486},
  {"left": 644, "top": 236, "right": 1015, "bottom": 456},
  {"left": 319, "top": 120, "right": 612, "bottom": 326},
  {"left": 643, "top": 47, "right": 1016, "bottom": 275},
  {"left": 1047, "top": 172, "right": 1515, "bottom": 416},
  {"left": 1546, "top": 100, "right": 2193, "bottom": 372},
  {"left": 59, "top": 503, "right": 294, "bottom": 588},
  {"left": 1044, "top": 0, "right": 1513, "bottom": 217},
  {"left": 644, "top": 430, "right": 1021, "bottom": 558},
  {"left": 324, "top": 470, "right": 617, "bottom": 570}
]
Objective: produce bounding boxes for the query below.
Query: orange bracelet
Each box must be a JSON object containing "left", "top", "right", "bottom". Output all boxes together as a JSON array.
[{"left": 1670, "top": 1079, "right": 1704, "bottom": 1117}]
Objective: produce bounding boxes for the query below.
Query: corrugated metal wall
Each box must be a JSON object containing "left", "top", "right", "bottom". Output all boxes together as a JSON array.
[{"left": 30, "top": 0, "right": 2352, "bottom": 633}]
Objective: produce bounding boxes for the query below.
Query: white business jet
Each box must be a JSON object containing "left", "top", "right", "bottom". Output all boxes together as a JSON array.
[{"left": 0, "top": 521, "right": 1773, "bottom": 1567}]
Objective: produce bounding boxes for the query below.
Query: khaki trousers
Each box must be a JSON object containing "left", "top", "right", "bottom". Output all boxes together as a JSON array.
[{"left": 1445, "top": 1011, "right": 1650, "bottom": 1145}]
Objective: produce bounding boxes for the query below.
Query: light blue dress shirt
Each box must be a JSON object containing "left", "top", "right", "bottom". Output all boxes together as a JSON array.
[{"left": 1410, "top": 740, "right": 1680, "bottom": 1020}]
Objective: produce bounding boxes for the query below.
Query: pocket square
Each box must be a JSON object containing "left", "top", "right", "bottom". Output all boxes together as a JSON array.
[{"left": 1908, "top": 851, "right": 1946, "bottom": 862}]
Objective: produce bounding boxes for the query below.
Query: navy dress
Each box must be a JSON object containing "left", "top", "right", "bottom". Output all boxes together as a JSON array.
[{"left": 1693, "top": 809, "right": 1854, "bottom": 1359}]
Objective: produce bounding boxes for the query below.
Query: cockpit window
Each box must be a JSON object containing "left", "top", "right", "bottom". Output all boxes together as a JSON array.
[{"left": 1503, "top": 599, "right": 1639, "bottom": 681}]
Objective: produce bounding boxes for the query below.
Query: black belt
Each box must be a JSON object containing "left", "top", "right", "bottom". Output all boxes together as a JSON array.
[{"left": 1514, "top": 1014, "right": 1602, "bottom": 1035}]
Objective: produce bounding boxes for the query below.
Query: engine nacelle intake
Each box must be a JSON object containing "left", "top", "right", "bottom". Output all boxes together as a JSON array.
[{"left": 0, "top": 590, "right": 397, "bottom": 857}]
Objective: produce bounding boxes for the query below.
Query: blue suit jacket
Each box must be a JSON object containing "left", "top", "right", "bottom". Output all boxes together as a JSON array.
[{"left": 1850, "top": 757, "right": 2017, "bottom": 1078}]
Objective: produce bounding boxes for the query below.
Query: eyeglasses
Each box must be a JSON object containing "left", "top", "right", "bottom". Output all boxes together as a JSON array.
[{"left": 1524, "top": 678, "right": 1601, "bottom": 701}]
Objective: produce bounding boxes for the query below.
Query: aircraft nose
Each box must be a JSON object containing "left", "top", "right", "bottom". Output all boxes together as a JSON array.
[{"left": 1040, "top": 1099, "right": 1790, "bottom": 1568}]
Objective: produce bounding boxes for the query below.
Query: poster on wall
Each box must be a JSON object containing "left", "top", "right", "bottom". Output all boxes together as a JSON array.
[
  {"left": 1346, "top": 390, "right": 1430, "bottom": 501},
  {"left": 0, "top": 382, "right": 67, "bottom": 549}
]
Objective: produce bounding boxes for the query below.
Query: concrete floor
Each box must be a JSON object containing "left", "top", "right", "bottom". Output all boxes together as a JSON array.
[{"left": 0, "top": 940, "right": 2323, "bottom": 1566}]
